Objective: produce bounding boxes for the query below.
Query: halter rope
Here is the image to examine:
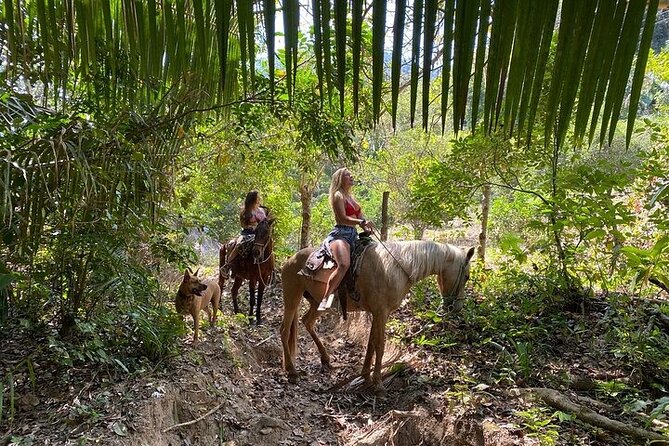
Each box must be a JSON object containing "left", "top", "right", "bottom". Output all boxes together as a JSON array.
[
  {"left": 444, "top": 262, "right": 466, "bottom": 309},
  {"left": 369, "top": 229, "right": 415, "bottom": 284}
]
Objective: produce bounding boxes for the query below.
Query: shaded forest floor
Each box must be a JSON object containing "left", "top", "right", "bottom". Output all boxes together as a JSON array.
[{"left": 2, "top": 276, "right": 669, "bottom": 445}]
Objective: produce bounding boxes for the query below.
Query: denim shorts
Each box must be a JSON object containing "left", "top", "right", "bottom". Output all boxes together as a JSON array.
[{"left": 324, "top": 225, "right": 358, "bottom": 252}]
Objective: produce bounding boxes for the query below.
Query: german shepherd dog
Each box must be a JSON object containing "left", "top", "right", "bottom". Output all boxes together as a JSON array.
[{"left": 175, "top": 268, "right": 221, "bottom": 344}]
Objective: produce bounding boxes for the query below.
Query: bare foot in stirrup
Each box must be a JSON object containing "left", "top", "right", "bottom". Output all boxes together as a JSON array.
[{"left": 317, "top": 293, "right": 335, "bottom": 311}]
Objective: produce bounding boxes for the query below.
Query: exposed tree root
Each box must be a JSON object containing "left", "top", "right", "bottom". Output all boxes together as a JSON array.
[
  {"left": 528, "top": 388, "right": 669, "bottom": 444},
  {"left": 322, "top": 352, "right": 408, "bottom": 393}
]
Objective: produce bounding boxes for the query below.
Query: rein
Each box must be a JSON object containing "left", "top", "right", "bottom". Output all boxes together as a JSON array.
[
  {"left": 370, "top": 229, "right": 465, "bottom": 309},
  {"left": 370, "top": 229, "right": 415, "bottom": 284},
  {"left": 253, "top": 238, "right": 274, "bottom": 288}
]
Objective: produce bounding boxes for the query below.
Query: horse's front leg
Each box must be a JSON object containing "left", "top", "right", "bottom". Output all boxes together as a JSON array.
[
  {"left": 368, "top": 314, "right": 389, "bottom": 397},
  {"left": 302, "top": 299, "right": 332, "bottom": 372},
  {"left": 230, "top": 277, "right": 243, "bottom": 314},
  {"left": 280, "top": 284, "right": 305, "bottom": 384},
  {"left": 361, "top": 331, "right": 375, "bottom": 384},
  {"left": 248, "top": 279, "right": 257, "bottom": 322},
  {"left": 255, "top": 283, "right": 265, "bottom": 325}
]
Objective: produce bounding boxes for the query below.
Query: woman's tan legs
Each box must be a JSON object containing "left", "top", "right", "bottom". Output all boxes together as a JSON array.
[{"left": 318, "top": 239, "right": 351, "bottom": 311}]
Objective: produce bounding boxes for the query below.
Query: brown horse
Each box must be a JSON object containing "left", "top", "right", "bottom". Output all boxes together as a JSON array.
[
  {"left": 219, "top": 218, "right": 275, "bottom": 324},
  {"left": 280, "top": 240, "right": 475, "bottom": 395}
]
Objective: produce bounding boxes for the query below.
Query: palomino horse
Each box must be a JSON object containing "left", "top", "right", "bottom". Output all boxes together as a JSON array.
[
  {"left": 280, "top": 240, "right": 475, "bottom": 395},
  {"left": 219, "top": 218, "right": 275, "bottom": 324}
]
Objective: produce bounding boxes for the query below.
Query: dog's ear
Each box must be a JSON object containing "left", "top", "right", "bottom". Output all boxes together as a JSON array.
[
  {"left": 184, "top": 268, "right": 191, "bottom": 279},
  {"left": 267, "top": 217, "right": 276, "bottom": 226},
  {"left": 194, "top": 268, "right": 200, "bottom": 277}
]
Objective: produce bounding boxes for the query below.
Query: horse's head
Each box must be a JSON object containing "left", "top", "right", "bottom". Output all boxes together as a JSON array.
[
  {"left": 252, "top": 217, "right": 275, "bottom": 263},
  {"left": 437, "top": 246, "right": 475, "bottom": 312}
]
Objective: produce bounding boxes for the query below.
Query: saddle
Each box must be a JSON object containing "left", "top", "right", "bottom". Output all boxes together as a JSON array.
[
  {"left": 299, "top": 232, "right": 375, "bottom": 319},
  {"left": 227, "top": 233, "right": 255, "bottom": 261}
]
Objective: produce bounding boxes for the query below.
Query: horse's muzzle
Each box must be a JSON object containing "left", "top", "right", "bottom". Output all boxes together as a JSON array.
[
  {"left": 442, "top": 295, "right": 465, "bottom": 313},
  {"left": 252, "top": 245, "right": 264, "bottom": 263}
]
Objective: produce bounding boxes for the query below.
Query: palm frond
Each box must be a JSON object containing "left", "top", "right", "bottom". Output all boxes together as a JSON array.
[
  {"left": 470, "top": 0, "right": 491, "bottom": 132},
  {"left": 334, "top": 0, "right": 347, "bottom": 115},
  {"left": 264, "top": 0, "right": 276, "bottom": 99},
  {"left": 626, "top": 0, "right": 660, "bottom": 147},
  {"left": 440, "top": 0, "right": 455, "bottom": 135},
  {"left": 410, "top": 0, "right": 423, "bottom": 127},
  {"left": 391, "top": 0, "right": 406, "bottom": 128},
  {"left": 372, "top": 0, "right": 386, "bottom": 123},
  {"left": 0, "top": 0, "right": 660, "bottom": 147},
  {"left": 421, "top": 0, "right": 438, "bottom": 131},
  {"left": 352, "top": 0, "right": 364, "bottom": 116}
]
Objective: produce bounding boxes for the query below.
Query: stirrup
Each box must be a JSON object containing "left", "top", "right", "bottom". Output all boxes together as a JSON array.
[
  {"left": 220, "top": 263, "right": 232, "bottom": 278},
  {"left": 318, "top": 293, "right": 335, "bottom": 311}
]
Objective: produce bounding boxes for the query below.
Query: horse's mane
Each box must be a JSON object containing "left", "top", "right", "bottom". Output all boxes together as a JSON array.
[{"left": 370, "top": 240, "right": 462, "bottom": 284}]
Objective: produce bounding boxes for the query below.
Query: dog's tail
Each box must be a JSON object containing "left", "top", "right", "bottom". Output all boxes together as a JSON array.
[{"left": 218, "top": 244, "right": 227, "bottom": 291}]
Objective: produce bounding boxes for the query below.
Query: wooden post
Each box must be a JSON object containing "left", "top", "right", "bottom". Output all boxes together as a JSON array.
[
  {"left": 380, "top": 191, "right": 389, "bottom": 241},
  {"left": 299, "top": 184, "right": 311, "bottom": 249}
]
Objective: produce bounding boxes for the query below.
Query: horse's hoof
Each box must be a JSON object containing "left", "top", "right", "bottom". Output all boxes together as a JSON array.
[
  {"left": 320, "top": 362, "right": 334, "bottom": 374},
  {"left": 288, "top": 374, "right": 298, "bottom": 384}
]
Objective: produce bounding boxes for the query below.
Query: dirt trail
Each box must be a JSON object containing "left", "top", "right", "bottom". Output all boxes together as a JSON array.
[{"left": 120, "top": 284, "right": 528, "bottom": 446}]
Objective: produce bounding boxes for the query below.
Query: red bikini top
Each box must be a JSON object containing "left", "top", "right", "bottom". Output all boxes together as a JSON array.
[{"left": 344, "top": 199, "right": 362, "bottom": 218}]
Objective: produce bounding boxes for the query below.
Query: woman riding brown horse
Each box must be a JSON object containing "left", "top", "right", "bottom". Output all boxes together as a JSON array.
[{"left": 219, "top": 215, "right": 275, "bottom": 325}]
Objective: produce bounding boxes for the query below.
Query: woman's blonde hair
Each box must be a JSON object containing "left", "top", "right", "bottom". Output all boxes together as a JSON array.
[{"left": 329, "top": 167, "right": 349, "bottom": 208}]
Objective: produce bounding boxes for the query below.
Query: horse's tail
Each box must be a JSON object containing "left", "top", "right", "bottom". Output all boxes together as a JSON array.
[{"left": 218, "top": 244, "right": 227, "bottom": 291}]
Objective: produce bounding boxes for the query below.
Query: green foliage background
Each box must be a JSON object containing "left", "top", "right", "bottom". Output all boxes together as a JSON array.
[{"left": 2, "top": 7, "right": 669, "bottom": 440}]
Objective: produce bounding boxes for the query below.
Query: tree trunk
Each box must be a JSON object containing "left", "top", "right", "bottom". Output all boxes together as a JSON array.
[
  {"left": 478, "top": 184, "right": 490, "bottom": 262},
  {"left": 549, "top": 134, "right": 574, "bottom": 290},
  {"left": 380, "top": 191, "right": 389, "bottom": 241},
  {"left": 299, "top": 184, "right": 312, "bottom": 249},
  {"left": 412, "top": 224, "right": 424, "bottom": 240}
]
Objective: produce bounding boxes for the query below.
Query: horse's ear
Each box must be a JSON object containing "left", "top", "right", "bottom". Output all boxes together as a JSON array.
[
  {"left": 268, "top": 217, "right": 276, "bottom": 226},
  {"left": 465, "top": 247, "right": 475, "bottom": 263}
]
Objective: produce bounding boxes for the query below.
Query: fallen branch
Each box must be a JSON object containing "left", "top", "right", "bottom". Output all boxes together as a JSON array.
[
  {"left": 254, "top": 334, "right": 274, "bottom": 347},
  {"left": 650, "top": 277, "right": 669, "bottom": 295},
  {"left": 529, "top": 388, "right": 669, "bottom": 443},
  {"left": 389, "top": 409, "right": 423, "bottom": 418},
  {"left": 162, "top": 401, "right": 225, "bottom": 433}
]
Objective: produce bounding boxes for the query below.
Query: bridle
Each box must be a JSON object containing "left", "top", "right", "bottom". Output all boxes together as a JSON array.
[
  {"left": 442, "top": 260, "right": 466, "bottom": 312},
  {"left": 253, "top": 232, "right": 274, "bottom": 288},
  {"left": 371, "top": 228, "right": 466, "bottom": 310},
  {"left": 253, "top": 238, "right": 271, "bottom": 263}
]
